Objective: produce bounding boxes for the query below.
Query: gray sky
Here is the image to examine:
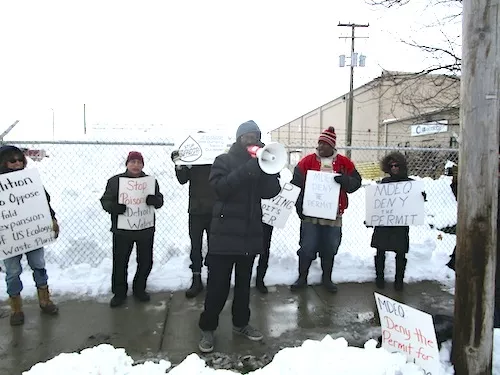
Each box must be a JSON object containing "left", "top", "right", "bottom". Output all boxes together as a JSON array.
[{"left": 0, "top": 0, "right": 460, "bottom": 140}]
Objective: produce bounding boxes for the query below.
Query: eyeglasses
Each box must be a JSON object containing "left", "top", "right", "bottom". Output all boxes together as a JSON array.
[
  {"left": 8, "top": 158, "right": 24, "bottom": 163},
  {"left": 390, "top": 164, "right": 400, "bottom": 168}
]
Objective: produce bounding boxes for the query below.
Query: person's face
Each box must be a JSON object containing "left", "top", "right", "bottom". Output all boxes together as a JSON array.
[
  {"left": 389, "top": 161, "right": 400, "bottom": 175},
  {"left": 240, "top": 132, "right": 260, "bottom": 147},
  {"left": 126, "top": 159, "right": 144, "bottom": 176},
  {"left": 317, "top": 141, "right": 334, "bottom": 157},
  {"left": 5, "top": 153, "right": 25, "bottom": 170}
]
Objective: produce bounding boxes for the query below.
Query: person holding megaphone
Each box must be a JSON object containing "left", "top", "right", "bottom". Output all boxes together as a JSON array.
[
  {"left": 290, "top": 126, "right": 362, "bottom": 293},
  {"left": 197, "top": 120, "right": 281, "bottom": 353}
]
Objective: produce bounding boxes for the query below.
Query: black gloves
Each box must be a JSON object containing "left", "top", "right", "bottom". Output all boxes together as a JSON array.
[
  {"left": 113, "top": 203, "right": 127, "bottom": 215},
  {"left": 146, "top": 195, "right": 162, "bottom": 207},
  {"left": 246, "top": 158, "right": 261, "bottom": 175},
  {"left": 334, "top": 173, "right": 348, "bottom": 186},
  {"left": 171, "top": 150, "right": 180, "bottom": 163}
]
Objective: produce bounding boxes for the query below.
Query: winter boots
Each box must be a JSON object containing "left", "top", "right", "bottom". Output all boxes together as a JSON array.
[
  {"left": 9, "top": 295, "right": 24, "bottom": 326},
  {"left": 394, "top": 254, "right": 407, "bottom": 291},
  {"left": 37, "top": 286, "right": 59, "bottom": 315},
  {"left": 320, "top": 257, "right": 338, "bottom": 293},
  {"left": 8, "top": 286, "right": 58, "bottom": 326},
  {"left": 291, "top": 257, "right": 313, "bottom": 291},
  {"left": 185, "top": 272, "right": 204, "bottom": 298},
  {"left": 374, "top": 253, "right": 386, "bottom": 289}
]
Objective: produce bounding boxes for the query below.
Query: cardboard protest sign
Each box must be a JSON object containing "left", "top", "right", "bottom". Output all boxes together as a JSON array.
[
  {"left": 365, "top": 180, "right": 425, "bottom": 226},
  {"left": 261, "top": 182, "right": 301, "bottom": 228},
  {"left": 302, "top": 170, "right": 340, "bottom": 220},
  {"left": 117, "top": 176, "right": 156, "bottom": 230},
  {"left": 375, "top": 292, "right": 440, "bottom": 375},
  {"left": 174, "top": 132, "right": 233, "bottom": 165},
  {"left": 0, "top": 169, "right": 57, "bottom": 261}
]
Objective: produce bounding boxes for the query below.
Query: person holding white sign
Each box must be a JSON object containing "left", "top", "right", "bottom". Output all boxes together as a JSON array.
[
  {"left": 171, "top": 139, "right": 216, "bottom": 299},
  {"left": 100, "top": 151, "right": 164, "bottom": 308},
  {"left": 290, "top": 127, "right": 361, "bottom": 293},
  {"left": 369, "top": 152, "right": 426, "bottom": 291},
  {"left": 0, "top": 145, "right": 60, "bottom": 326}
]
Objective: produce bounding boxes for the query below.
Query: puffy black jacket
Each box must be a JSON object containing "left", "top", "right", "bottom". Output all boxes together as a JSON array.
[
  {"left": 100, "top": 171, "right": 163, "bottom": 238},
  {"left": 175, "top": 164, "right": 215, "bottom": 215},
  {"left": 208, "top": 142, "right": 281, "bottom": 256}
]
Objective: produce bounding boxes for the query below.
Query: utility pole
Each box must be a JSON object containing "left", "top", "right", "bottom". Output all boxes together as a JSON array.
[
  {"left": 453, "top": 0, "right": 499, "bottom": 374},
  {"left": 50, "top": 108, "right": 55, "bottom": 140},
  {"left": 84, "top": 104, "right": 87, "bottom": 135},
  {"left": 338, "top": 22, "right": 369, "bottom": 159}
]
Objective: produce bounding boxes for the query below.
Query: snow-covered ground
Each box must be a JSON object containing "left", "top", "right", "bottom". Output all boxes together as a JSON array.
[
  {"left": 23, "top": 331, "right": 500, "bottom": 375},
  {"left": 0, "top": 143, "right": 457, "bottom": 301}
]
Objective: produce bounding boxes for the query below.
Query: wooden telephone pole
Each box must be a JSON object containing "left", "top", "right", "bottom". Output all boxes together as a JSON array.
[{"left": 453, "top": 0, "right": 500, "bottom": 373}]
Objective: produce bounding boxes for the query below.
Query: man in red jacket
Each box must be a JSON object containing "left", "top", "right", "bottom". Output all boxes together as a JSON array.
[{"left": 290, "top": 127, "right": 361, "bottom": 292}]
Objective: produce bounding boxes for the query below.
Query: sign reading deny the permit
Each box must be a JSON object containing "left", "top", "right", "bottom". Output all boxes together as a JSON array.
[
  {"left": 302, "top": 170, "right": 341, "bottom": 220},
  {"left": 174, "top": 132, "right": 233, "bottom": 165},
  {"left": 0, "top": 169, "right": 57, "bottom": 261},
  {"left": 374, "top": 292, "right": 440, "bottom": 375},
  {"left": 365, "top": 180, "right": 425, "bottom": 226}
]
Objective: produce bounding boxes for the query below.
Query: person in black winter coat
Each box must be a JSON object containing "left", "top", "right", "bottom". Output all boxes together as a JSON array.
[
  {"left": 100, "top": 151, "right": 164, "bottom": 308},
  {"left": 171, "top": 143, "right": 216, "bottom": 299},
  {"left": 197, "top": 120, "right": 281, "bottom": 354},
  {"left": 370, "top": 152, "right": 426, "bottom": 291}
]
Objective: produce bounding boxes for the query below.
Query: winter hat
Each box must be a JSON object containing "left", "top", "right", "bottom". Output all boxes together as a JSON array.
[
  {"left": 318, "top": 127, "right": 337, "bottom": 148},
  {"left": 125, "top": 151, "right": 144, "bottom": 165},
  {"left": 236, "top": 120, "right": 261, "bottom": 140},
  {"left": 0, "top": 145, "right": 27, "bottom": 165}
]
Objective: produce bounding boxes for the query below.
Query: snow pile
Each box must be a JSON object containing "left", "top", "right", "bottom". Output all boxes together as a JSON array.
[{"left": 24, "top": 335, "right": 456, "bottom": 375}]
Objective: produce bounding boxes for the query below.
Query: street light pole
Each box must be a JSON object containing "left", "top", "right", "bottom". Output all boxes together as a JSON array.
[{"left": 50, "top": 108, "right": 54, "bottom": 140}]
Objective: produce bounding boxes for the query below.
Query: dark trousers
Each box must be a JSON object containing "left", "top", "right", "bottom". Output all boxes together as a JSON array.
[
  {"left": 257, "top": 224, "right": 273, "bottom": 278},
  {"left": 199, "top": 254, "right": 255, "bottom": 331},
  {"left": 112, "top": 233, "right": 154, "bottom": 297},
  {"left": 189, "top": 214, "right": 212, "bottom": 273}
]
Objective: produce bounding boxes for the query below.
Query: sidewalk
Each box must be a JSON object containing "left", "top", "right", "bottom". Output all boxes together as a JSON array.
[{"left": 0, "top": 281, "right": 454, "bottom": 374}]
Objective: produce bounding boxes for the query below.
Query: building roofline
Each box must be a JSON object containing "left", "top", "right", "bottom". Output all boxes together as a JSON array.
[{"left": 382, "top": 105, "right": 460, "bottom": 125}]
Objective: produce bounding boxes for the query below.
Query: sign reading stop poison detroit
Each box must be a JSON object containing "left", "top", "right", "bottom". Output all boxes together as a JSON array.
[
  {"left": 117, "top": 176, "right": 156, "bottom": 230},
  {"left": 365, "top": 180, "right": 425, "bottom": 227},
  {"left": 0, "top": 168, "right": 56, "bottom": 261},
  {"left": 174, "top": 132, "right": 234, "bottom": 165}
]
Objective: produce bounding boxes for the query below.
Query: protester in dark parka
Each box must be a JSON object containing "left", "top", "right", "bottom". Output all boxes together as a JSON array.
[
  {"left": 100, "top": 151, "right": 164, "bottom": 308},
  {"left": 369, "top": 152, "right": 426, "bottom": 291},
  {"left": 0, "top": 145, "right": 60, "bottom": 326},
  {"left": 290, "top": 127, "right": 362, "bottom": 293},
  {"left": 171, "top": 133, "right": 216, "bottom": 298},
  {"left": 197, "top": 120, "right": 281, "bottom": 353}
]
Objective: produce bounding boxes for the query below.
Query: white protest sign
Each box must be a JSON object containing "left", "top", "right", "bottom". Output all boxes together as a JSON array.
[
  {"left": 375, "top": 292, "right": 440, "bottom": 375},
  {"left": 174, "top": 132, "right": 233, "bottom": 165},
  {"left": 117, "top": 177, "right": 156, "bottom": 230},
  {"left": 365, "top": 180, "right": 425, "bottom": 226},
  {"left": 302, "top": 170, "right": 340, "bottom": 220},
  {"left": 261, "top": 182, "right": 301, "bottom": 228},
  {"left": 0, "top": 169, "right": 57, "bottom": 261}
]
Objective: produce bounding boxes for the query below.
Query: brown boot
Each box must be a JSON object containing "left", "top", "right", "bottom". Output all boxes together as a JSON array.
[
  {"left": 9, "top": 295, "right": 25, "bottom": 326},
  {"left": 37, "top": 286, "right": 59, "bottom": 315}
]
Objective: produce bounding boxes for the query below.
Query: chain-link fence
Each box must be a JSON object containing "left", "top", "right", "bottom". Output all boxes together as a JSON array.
[{"left": 0, "top": 140, "right": 458, "bottom": 272}]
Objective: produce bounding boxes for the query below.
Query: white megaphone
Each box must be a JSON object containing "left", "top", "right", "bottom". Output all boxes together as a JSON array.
[{"left": 247, "top": 142, "right": 287, "bottom": 174}]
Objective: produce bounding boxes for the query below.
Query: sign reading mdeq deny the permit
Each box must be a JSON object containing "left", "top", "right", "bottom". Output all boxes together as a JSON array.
[
  {"left": 375, "top": 292, "right": 441, "bottom": 375},
  {"left": 302, "top": 170, "right": 341, "bottom": 220},
  {"left": 117, "top": 177, "right": 156, "bottom": 230},
  {"left": 174, "top": 132, "right": 233, "bottom": 165},
  {"left": 261, "top": 182, "right": 301, "bottom": 228},
  {"left": 365, "top": 180, "right": 425, "bottom": 226},
  {"left": 0, "top": 169, "right": 57, "bottom": 261}
]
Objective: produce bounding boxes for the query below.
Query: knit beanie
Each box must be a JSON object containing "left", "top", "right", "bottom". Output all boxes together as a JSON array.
[
  {"left": 318, "top": 127, "right": 337, "bottom": 148},
  {"left": 125, "top": 151, "right": 144, "bottom": 165},
  {"left": 236, "top": 120, "right": 261, "bottom": 140}
]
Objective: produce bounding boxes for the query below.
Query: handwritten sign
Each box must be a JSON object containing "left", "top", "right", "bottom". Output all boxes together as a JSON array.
[
  {"left": 302, "top": 170, "right": 340, "bottom": 220},
  {"left": 375, "top": 292, "right": 440, "bottom": 375},
  {"left": 117, "top": 177, "right": 156, "bottom": 230},
  {"left": 261, "top": 183, "right": 301, "bottom": 228},
  {"left": 0, "top": 169, "right": 57, "bottom": 261},
  {"left": 365, "top": 180, "right": 425, "bottom": 226},
  {"left": 174, "top": 132, "right": 233, "bottom": 165}
]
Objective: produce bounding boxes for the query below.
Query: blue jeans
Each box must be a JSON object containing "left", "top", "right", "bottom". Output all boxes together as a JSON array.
[
  {"left": 297, "top": 221, "right": 342, "bottom": 260},
  {"left": 3, "top": 247, "right": 48, "bottom": 297}
]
